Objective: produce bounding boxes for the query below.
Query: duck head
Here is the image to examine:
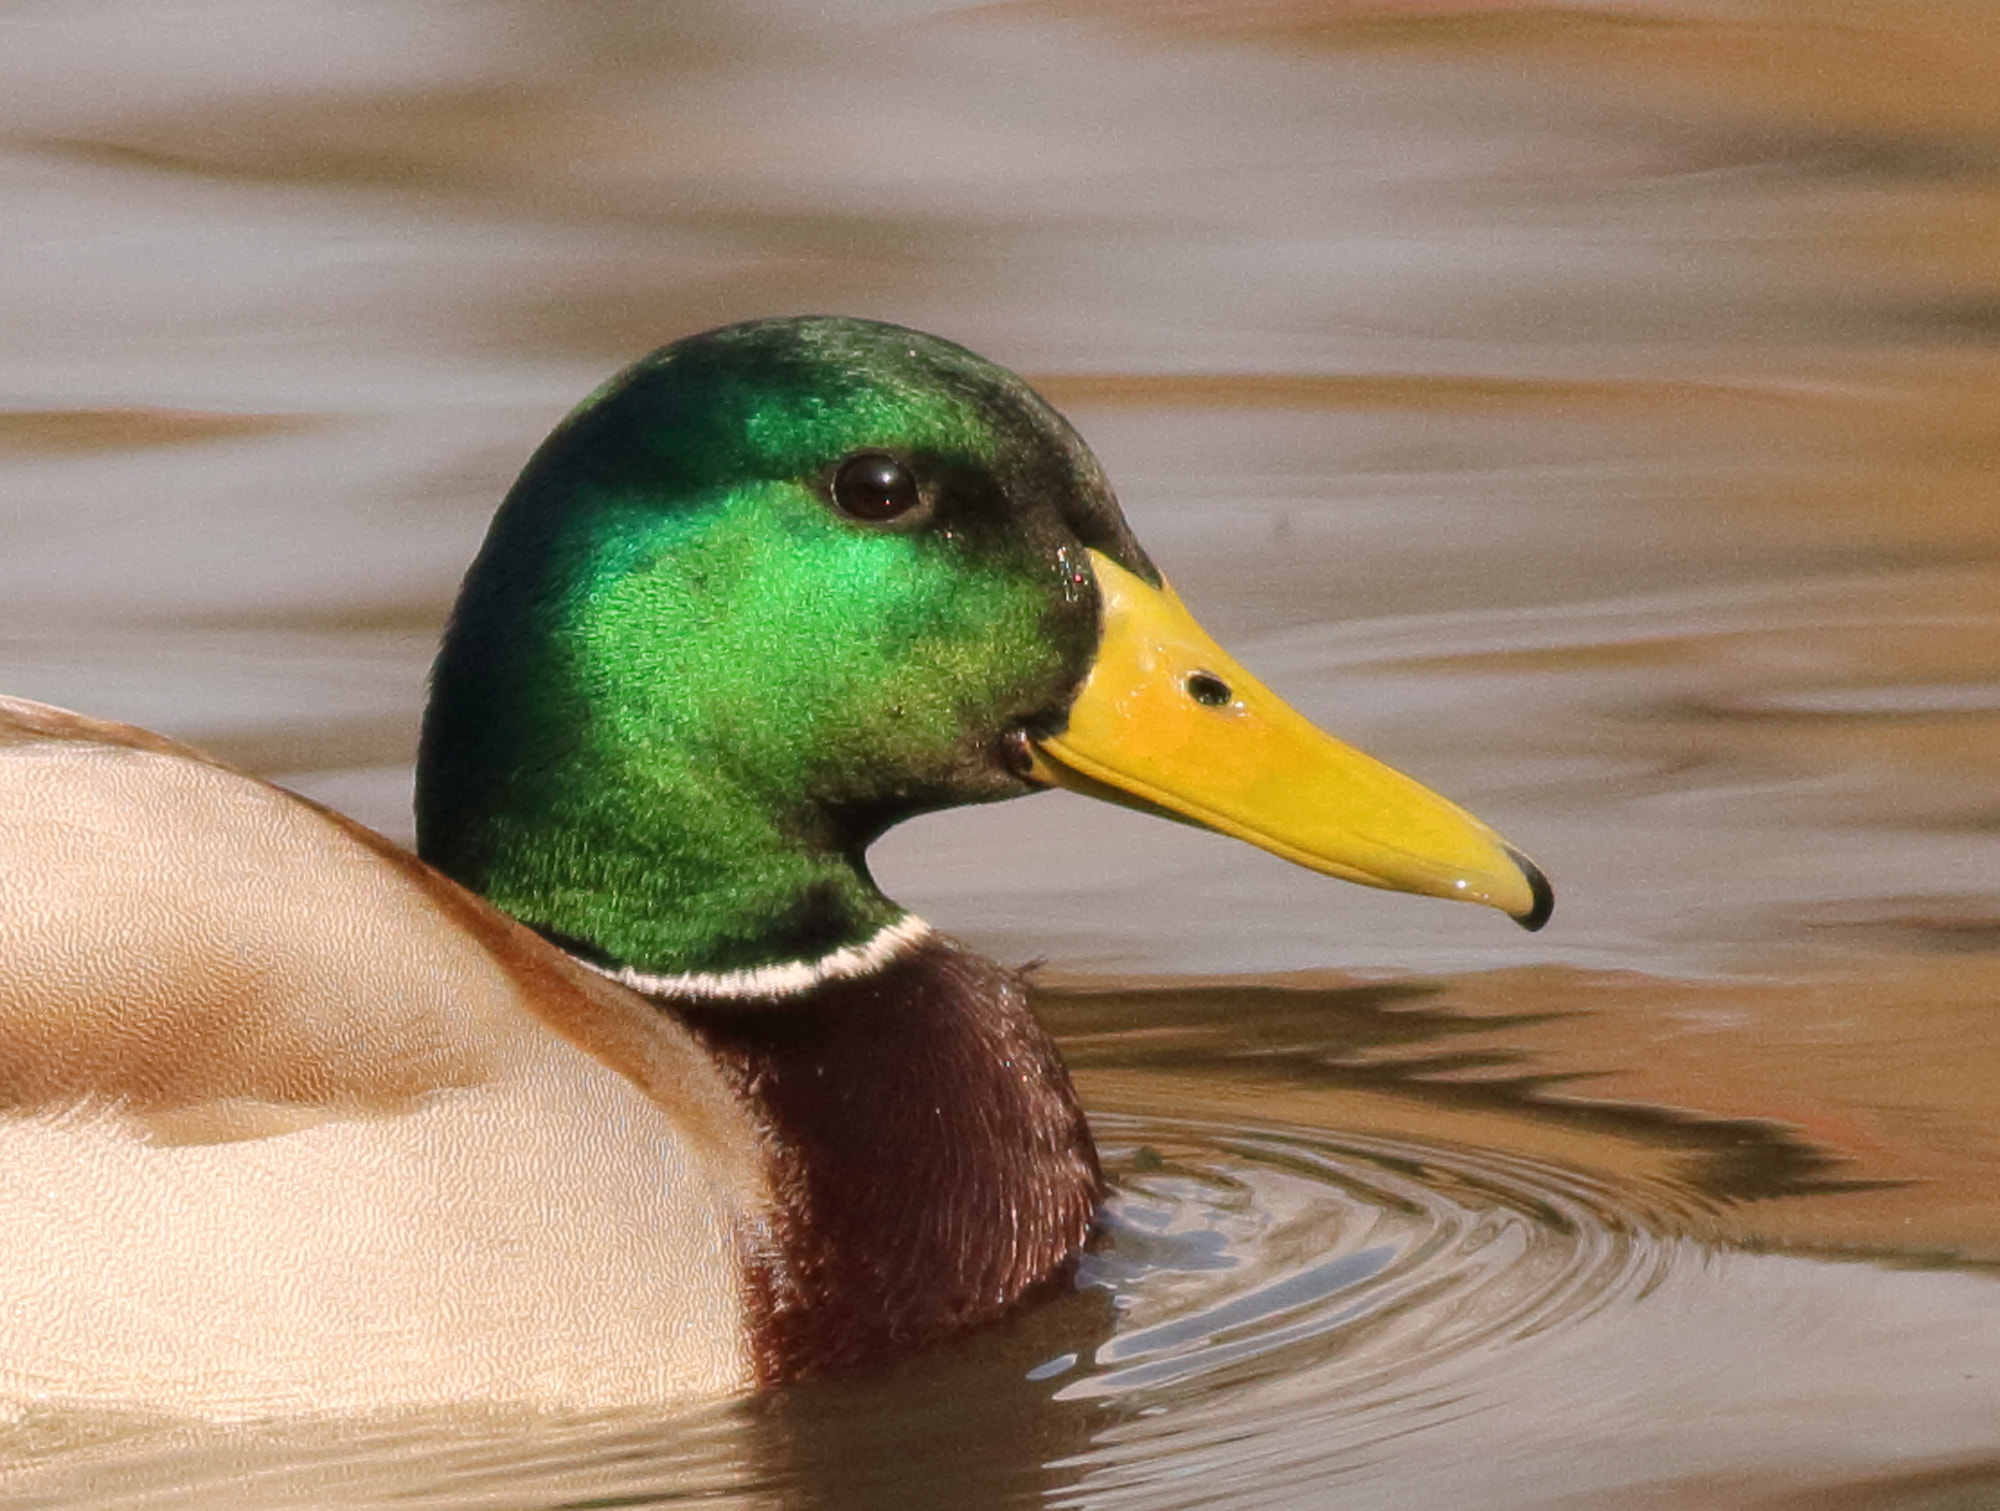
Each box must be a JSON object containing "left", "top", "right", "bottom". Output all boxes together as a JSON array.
[{"left": 417, "top": 316, "right": 1548, "bottom": 981}]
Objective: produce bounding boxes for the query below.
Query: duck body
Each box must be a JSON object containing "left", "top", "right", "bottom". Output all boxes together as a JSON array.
[
  {"left": 0, "top": 318, "right": 1545, "bottom": 1418},
  {"left": 0, "top": 699, "right": 1094, "bottom": 1413}
]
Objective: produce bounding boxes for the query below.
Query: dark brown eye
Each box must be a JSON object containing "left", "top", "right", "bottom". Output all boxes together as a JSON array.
[{"left": 831, "top": 452, "right": 921, "bottom": 522}]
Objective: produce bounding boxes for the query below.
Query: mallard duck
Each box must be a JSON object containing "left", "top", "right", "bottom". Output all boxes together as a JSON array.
[{"left": 0, "top": 317, "right": 1549, "bottom": 1418}]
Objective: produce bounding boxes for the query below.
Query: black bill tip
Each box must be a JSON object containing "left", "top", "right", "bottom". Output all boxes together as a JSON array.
[{"left": 1504, "top": 845, "right": 1555, "bottom": 932}]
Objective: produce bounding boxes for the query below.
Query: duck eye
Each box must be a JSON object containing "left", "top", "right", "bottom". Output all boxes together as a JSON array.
[{"left": 831, "top": 452, "right": 921, "bottom": 522}]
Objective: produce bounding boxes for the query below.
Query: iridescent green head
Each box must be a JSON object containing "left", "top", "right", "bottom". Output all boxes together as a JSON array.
[
  {"left": 417, "top": 316, "right": 1156, "bottom": 976},
  {"left": 419, "top": 316, "right": 1552, "bottom": 982}
]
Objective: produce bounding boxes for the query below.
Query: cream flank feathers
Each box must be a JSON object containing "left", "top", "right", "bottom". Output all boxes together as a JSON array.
[{"left": 0, "top": 698, "right": 770, "bottom": 1416}]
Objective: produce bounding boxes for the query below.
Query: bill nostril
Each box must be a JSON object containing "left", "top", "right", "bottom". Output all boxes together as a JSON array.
[{"left": 1186, "top": 671, "right": 1233, "bottom": 708}]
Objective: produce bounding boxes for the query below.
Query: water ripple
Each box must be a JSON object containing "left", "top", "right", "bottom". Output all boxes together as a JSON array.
[
  {"left": 1064, "top": 1112, "right": 1675, "bottom": 1403},
  {"left": 1050, "top": 1111, "right": 1691, "bottom": 1507}
]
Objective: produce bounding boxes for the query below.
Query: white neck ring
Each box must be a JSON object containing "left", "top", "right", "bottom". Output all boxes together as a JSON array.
[{"left": 575, "top": 913, "right": 932, "bottom": 1001}]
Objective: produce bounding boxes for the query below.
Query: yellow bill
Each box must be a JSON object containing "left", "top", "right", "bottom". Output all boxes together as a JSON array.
[{"left": 1027, "top": 551, "right": 1552, "bottom": 930}]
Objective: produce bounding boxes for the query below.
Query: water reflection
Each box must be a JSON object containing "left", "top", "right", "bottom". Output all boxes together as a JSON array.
[{"left": 1039, "top": 976, "right": 1860, "bottom": 1217}]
